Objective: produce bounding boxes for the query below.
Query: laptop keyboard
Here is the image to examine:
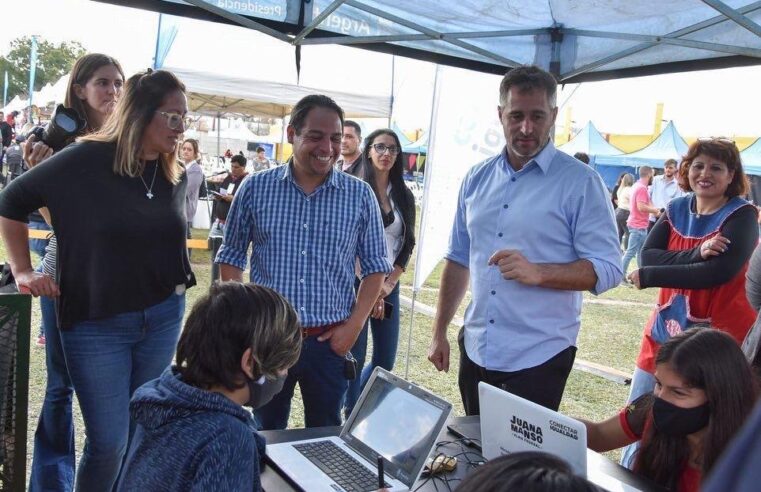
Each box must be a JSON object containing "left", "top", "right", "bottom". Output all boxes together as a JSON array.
[{"left": 294, "top": 441, "right": 391, "bottom": 492}]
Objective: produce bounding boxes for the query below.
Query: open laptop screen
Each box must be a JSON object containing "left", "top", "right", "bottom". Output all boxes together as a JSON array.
[{"left": 343, "top": 371, "right": 450, "bottom": 485}]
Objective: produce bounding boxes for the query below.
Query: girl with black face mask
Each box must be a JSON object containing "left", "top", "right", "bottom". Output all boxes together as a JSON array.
[{"left": 581, "top": 328, "right": 758, "bottom": 492}]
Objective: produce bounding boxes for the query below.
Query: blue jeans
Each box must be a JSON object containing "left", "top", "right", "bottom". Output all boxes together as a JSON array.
[
  {"left": 345, "top": 283, "right": 401, "bottom": 418},
  {"left": 255, "top": 336, "right": 347, "bottom": 430},
  {"left": 59, "top": 292, "right": 185, "bottom": 492},
  {"left": 28, "top": 220, "right": 51, "bottom": 260},
  {"left": 619, "top": 367, "right": 656, "bottom": 469},
  {"left": 29, "top": 294, "right": 76, "bottom": 492},
  {"left": 621, "top": 227, "right": 648, "bottom": 275}
]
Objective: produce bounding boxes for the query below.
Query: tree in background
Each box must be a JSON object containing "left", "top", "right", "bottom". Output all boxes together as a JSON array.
[{"left": 0, "top": 36, "right": 86, "bottom": 100}]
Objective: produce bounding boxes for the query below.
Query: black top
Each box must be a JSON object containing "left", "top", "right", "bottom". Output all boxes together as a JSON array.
[
  {"left": 210, "top": 173, "right": 247, "bottom": 221},
  {"left": 0, "top": 141, "right": 195, "bottom": 328},
  {"left": 0, "top": 121, "right": 12, "bottom": 147},
  {"left": 639, "top": 204, "right": 757, "bottom": 289},
  {"left": 390, "top": 183, "right": 416, "bottom": 269}
]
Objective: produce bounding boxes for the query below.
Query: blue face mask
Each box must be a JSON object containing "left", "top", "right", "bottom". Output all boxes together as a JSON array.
[
  {"left": 652, "top": 396, "right": 710, "bottom": 437},
  {"left": 245, "top": 373, "right": 287, "bottom": 409}
]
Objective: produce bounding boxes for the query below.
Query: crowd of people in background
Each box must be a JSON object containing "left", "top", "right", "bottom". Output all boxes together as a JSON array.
[{"left": 2, "top": 60, "right": 761, "bottom": 492}]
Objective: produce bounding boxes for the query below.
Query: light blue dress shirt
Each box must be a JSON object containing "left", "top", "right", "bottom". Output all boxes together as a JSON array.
[
  {"left": 446, "top": 143, "right": 623, "bottom": 372},
  {"left": 215, "top": 164, "right": 392, "bottom": 328}
]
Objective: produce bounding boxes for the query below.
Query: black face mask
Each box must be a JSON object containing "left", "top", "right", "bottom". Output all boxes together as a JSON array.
[
  {"left": 652, "top": 396, "right": 710, "bottom": 436},
  {"left": 245, "top": 373, "right": 287, "bottom": 409}
]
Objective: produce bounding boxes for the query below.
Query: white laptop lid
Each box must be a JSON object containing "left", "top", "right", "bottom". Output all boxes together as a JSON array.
[
  {"left": 479, "top": 382, "right": 588, "bottom": 476},
  {"left": 339, "top": 367, "right": 453, "bottom": 487}
]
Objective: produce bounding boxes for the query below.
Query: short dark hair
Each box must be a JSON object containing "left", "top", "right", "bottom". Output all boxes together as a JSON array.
[
  {"left": 344, "top": 120, "right": 361, "bottom": 138},
  {"left": 231, "top": 154, "right": 247, "bottom": 166},
  {"left": 256, "top": 146, "right": 265, "bottom": 153},
  {"left": 176, "top": 282, "right": 302, "bottom": 391},
  {"left": 573, "top": 152, "right": 590, "bottom": 164},
  {"left": 457, "top": 452, "right": 603, "bottom": 492},
  {"left": 289, "top": 94, "right": 344, "bottom": 135},
  {"left": 677, "top": 139, "right": 749, "bottom": 197},
  {"left": 663, "top": 158, "right": 678, "bottom": 168},
  {"left": 499, "top": 65, "right": 558, "bottom": 107}
]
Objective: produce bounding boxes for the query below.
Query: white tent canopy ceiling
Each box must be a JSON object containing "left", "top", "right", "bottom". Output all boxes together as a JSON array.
[
  {"left": 167, "top": 66, "right": 391, "bottom": 118},
  {"left": 96, "top": 0, "right": 761, "bottom": 82}
]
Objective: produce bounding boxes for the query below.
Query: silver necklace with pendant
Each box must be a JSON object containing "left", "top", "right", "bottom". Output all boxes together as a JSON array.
[{"left": 139, "top": 163, "right": 159, "bottom": 199}]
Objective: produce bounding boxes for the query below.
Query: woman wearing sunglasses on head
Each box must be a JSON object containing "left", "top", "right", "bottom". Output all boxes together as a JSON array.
[
  {"left": 620, "top": 138, "right": 758, "bottom": 469},
  {"left": 344, "top": 129, "right": 416, "bottom": 418},
  {"left": 583, "top": 328, "right": 757, "bottom": 492},
  {"left": 0, "top": 69, "right": 195, "bottom": 492}
]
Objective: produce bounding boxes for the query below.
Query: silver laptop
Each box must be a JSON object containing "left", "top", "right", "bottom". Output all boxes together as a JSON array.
[
  {"left": 479, "top": 382, "right": 588, "bottom": 476},
  {"left": 266, "top": 368, "right": 452, "bottom": 491}
]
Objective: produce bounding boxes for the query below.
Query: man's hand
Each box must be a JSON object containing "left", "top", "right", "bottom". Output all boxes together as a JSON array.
[
  {"left": 427, "top": 336, "right": 450, "bottom": 372},
  {"left": 22, "top": 134, "right": 53, "bottom": 168},
  {"left": 488, "top": 249, "right": 542, "bottom": 286},
  {"left": 318, "top": 320, "right": 363, "bottom": 356},
  {"left": 14, "top": 269, "right": 60, "bottom": 297},
  {"left": 627, "top": 269, "right": 642, "bottom": 289}
]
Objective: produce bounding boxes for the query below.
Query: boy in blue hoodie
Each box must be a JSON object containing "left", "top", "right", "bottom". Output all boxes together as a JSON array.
[{"left": 117, "top": 282, "right": 302, "bottom": 491}]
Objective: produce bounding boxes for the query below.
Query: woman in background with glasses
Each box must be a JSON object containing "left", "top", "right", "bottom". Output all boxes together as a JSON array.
[
  {"left": 619, "top": 138, "right": 757, "bottom": 469},
  {"left": 344, "top": 129, "right": 416, "bottom": 417},
  {"left": 0, "top": 69, "right": 195, "bottom": 491}
]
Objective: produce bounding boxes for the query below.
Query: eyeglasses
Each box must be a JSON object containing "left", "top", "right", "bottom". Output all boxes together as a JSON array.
[
  {"left": 697, "top": 137, "right": 736, "bottom": 146},
  {"left": 156, "top": 111, "right": 192, "bottom": 131},
  {"left": 372, "top": 143, "right": 400, "bottom": 155}
]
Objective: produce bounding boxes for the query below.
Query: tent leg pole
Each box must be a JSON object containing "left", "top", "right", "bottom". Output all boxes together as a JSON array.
[
  {"left": 404, "top": 289, "right": 417, "bottom": 380},
  {"left": 216, "top": 111, "right": 221, "bottom": 165}
]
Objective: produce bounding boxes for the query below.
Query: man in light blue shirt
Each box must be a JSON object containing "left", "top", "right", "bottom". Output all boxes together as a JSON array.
[
  {"left": 216, "top": 95, "right": 391, "bottom": 429},
  {"left": 427, "top": 66, "right": 622, "bottom": 414}
]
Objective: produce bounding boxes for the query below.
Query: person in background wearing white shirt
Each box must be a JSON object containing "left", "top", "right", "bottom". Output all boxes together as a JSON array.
[{"left": 648, "top": 159, "right": 684, "bottom": 231}]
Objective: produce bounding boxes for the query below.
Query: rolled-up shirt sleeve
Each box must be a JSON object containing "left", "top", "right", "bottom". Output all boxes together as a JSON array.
[
  {"left": 214, "top": 177, "right": 254, "bottom": 271},
  {"left": 444, "top": 172, "right": 471, "bottom": 268},
  {"left": 571, "top": 173, "right": 624, "bottom": 294},
  {"left": 357, "top": 183, "right": 392, "bottom": 278}
]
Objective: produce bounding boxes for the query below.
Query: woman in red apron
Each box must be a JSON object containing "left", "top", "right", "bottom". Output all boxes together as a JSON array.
[{"left": 620, "top": 138, "right": 758, "bottom": 468}]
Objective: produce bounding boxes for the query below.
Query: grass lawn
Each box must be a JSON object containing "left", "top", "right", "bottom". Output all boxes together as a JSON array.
[{"left": 3, "top": 223, "right": 657, "bottom": 479}]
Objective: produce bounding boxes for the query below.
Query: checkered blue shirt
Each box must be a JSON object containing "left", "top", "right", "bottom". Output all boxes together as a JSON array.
[{"left": 215, "top": 164, "right": 392, "bottom": 327}]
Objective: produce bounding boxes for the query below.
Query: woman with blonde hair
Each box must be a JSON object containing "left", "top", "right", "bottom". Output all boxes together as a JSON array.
[
  {"left": 23, "top": 52, "right": 125, "bottom": 492},
  {"left": 0, "top": 68, "right": 195, "bottom": 491}
]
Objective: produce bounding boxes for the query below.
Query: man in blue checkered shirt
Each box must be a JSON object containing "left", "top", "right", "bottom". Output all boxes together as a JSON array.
[{"left": 215, "top": 95, "right": 392, "bottom": 429}]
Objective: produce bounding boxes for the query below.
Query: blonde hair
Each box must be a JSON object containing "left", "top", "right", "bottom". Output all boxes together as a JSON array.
[{"left": 81, "top": 69, "right": 184, "bottom": 184}]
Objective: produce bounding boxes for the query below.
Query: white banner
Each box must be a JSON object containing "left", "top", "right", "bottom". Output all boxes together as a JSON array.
[{"left": 413, "top": 65, "right": 505, "bottom": 289}]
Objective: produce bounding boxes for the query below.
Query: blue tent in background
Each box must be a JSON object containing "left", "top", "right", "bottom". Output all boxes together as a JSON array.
[
  {"left": 404, "top": 132, "right": 428, "bottom": 154},
  {"left": 557, "top": 121, "right": 630, "bottom": 188},
  {"left": 595, "top": 121, "right": 688, "bottom": 169},
  {"left": 741, "top": 138, "right": 761, "bottom": 176},
  {"left": 391, "top": 122, "right": 414, "bottom": 148},
  {"left": 558, "top": 121, "right": 622, "bottom": 157}
]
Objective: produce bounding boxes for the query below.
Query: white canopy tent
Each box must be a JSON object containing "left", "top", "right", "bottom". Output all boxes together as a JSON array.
[
  {"left": 165, "top": 65, "right": 392, "bottom": 161},
  {"left": 166, "top": 66, "right": 391, "bottom": 119}
]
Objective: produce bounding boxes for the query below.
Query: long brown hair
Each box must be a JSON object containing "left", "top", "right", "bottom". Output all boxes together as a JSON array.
[
  {"left": 634, "top": 329, "right": 757, "bottom": 489},
  {"left": 81, "top": 69, "right": 184, "bottom": 184},
  {"left": 65, "top": 53, "right": 124, "bottom": 133}
]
